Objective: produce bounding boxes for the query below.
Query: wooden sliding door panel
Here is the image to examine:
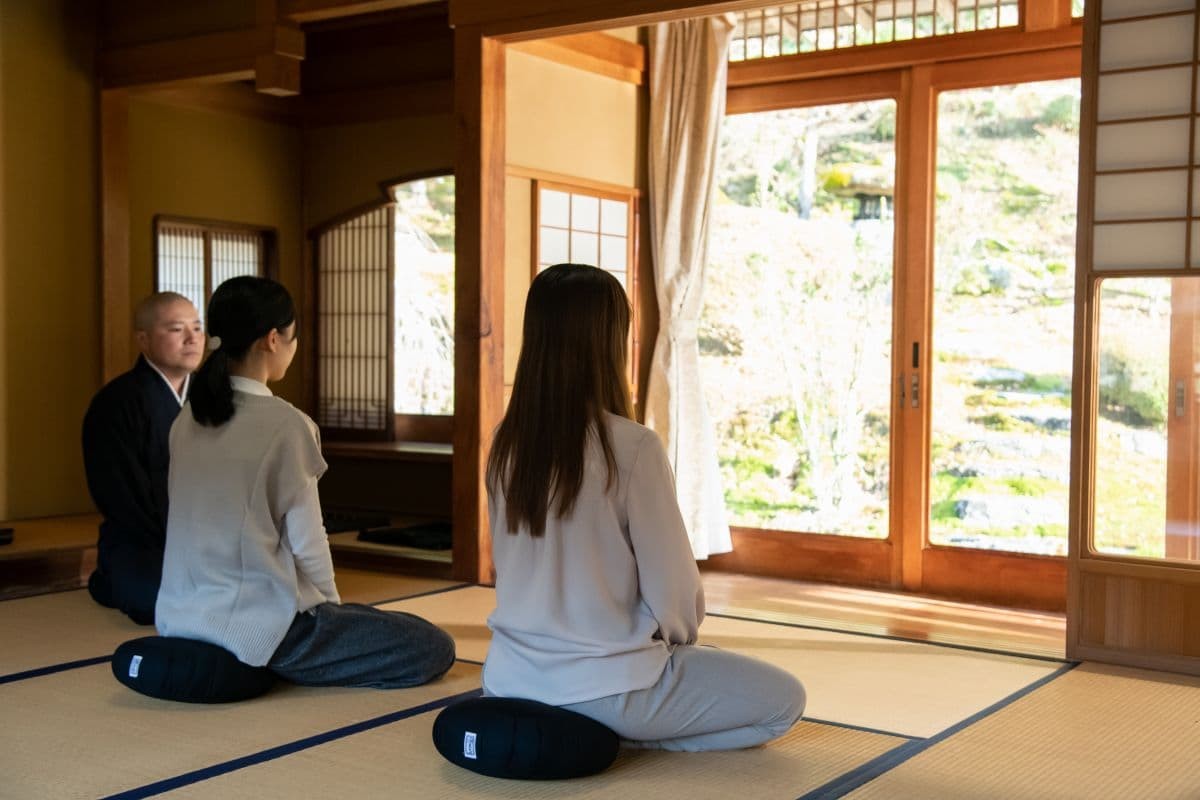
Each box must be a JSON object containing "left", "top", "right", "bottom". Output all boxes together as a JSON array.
[{"left": 1070, "top": 0, "right": 1200, "bottom": 674}]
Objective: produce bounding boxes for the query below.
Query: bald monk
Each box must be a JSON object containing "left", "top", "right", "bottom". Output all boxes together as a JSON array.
[{"left": 83, "top": 292, "right": 204, "bottom": 624}]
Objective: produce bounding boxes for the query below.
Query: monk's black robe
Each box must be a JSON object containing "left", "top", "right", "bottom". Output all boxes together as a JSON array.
[{"left": 82, "top": 355, "right": 182, "bottom": 624}]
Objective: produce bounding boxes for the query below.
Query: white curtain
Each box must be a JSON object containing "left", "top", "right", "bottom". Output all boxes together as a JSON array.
[{"left": 645, "top": 15, "right": 736, "bottom": 559}]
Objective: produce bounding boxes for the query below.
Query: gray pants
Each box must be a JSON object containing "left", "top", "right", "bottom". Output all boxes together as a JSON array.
[
  {"left": 269, "top": 602, "right": 456, "bottom": 689},
  {"left": 561, "top": 645, "right": 805, "bottom": 752}
]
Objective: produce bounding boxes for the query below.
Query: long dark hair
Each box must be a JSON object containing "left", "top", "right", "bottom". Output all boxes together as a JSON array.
[
  {"left": 486, "top": 264, "right": 633, "bottom": 536},
  {"left": 190, "top": 276, "right": 296, "bottom": 427}
]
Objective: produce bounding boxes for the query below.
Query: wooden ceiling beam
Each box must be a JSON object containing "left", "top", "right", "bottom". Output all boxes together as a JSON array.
[
  {"left": 100, "top": 24, "right": 305, "bottom": 94},
  {"left": 280, "top": 0, "right": 440, "bottom": 24},
  {"left": 301, "top": 79, "right": 453, "bottom": 126},
  {"left": 509, "top": 32, "right": 645, "bottom": 85}
]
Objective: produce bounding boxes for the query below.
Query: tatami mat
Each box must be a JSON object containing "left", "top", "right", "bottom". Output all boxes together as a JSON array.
[
  {"left": 381, "top": 586, "right": 1063, "bottom": 738},
  {"left": 0, "top": 661, "right": 481, "bottom": 799},
  {"left": 845, "top": 662, "right": 1200, "bottom": 800},
  {"left": 0, "top": 575, "right": 458, "bottom": 681},
  {"left": 162, "top": 699, "right": 905, "bottom": 800},
  {"left": 0, "top": 590, "right": 145, "bottom": 678},
  {"left": 323, "top": 569, "right": 456, "bottom": 605}
]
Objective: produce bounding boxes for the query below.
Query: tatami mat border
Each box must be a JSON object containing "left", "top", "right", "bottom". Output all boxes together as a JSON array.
[
  {"left": 99, "top": 687, "right": 485, "bottom": 800},
  {"left": 366, "top": 581, "right": 475, "bottom": 607},
  {"left": 0, "top": 583, "right": 478, "bottom": 686},
  {"left": 706, "top": 610, "right": 1071, "bottom": 664},
  {"left": 802, "top": 717, "right": 922, "bottom": 741},
  {"left": 0, "top": 654, "right": 111, "bottom": 685},
  {"left": 794, "top": 661, "right": 1080, "bottom": 799}
]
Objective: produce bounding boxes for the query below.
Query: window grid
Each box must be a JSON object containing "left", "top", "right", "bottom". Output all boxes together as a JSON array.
[
  {"left": 534, "top": 185, "right": 632, "bottom": 292},
  {"left": 1089, "top": 6, "right": 1200, "bottom": 272},
  {"left": 729, "top": 0, "right": 1021, "bottom": 62},
  {"left": 532, "top": 180, "right": 639, "bottom": 402},
  {"left": 316, "top": 206, "right": 393, "bottom": 435},
  {"left": 154, "top": 219, "right": 269, "bottom": 325}
]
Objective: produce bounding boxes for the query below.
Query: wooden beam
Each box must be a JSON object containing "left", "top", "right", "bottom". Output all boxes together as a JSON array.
[
  {"left": 1024, "top": 0, "right": 1073, "bottom": 32},
  {"left": 256, "top": 52, "right": 303, "bottom": 95},
  {"left": 100, "top": 90, "right": 131, "bottom": 383},
  {"left": 449, "top": 0, "right": 779, "bottom": 39},
  {"left": 509, "top": 32, "right": 645, "bottom": 85},
  {"left": 281, "top": 0, "right": 440, "bottom": 24},
  {"left": 302, "top": 80, "right": 453, "bottom": 126},
  {"left": 728, "top": 70, "right": 903, "bottom": 115},
  {"left": 728, "top": 25, "right": 1082, "bottom": 87},
  {"left": 100, "top": 25, "right": 304, "bottom": 91},
  {"left": 138, "top": 82, "right": 302, "bottom": 125},
  {"left": 453, "top": 28, "right": 505, "bottom": 584}
]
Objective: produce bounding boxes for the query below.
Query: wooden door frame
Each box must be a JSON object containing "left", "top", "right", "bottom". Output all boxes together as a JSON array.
[
  {"left": 449, "top": 0, "right": 1081, "bottom": 591},
  {"left": 706, "top": 45, "right": 1080, "bottom": 611}
]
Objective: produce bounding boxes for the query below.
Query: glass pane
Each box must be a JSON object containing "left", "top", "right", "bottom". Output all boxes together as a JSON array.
[
  {"left": 539, "top": 227, "right": 569, "bottom": 265},
  {"left": 930, "top": 79, "right": 1080, "bottom": 555},
  {"left": 539, "top": 189, "right": 569, "bottom": 228},
  {"left": 1094, "top": 276, "right": 1200, "bottom": 563},
  {"left": 703, "top": 99, "right": 897, "bottom": 538},
  {"left": 392, "top": 175, "right": 455, "bottom": 415}
]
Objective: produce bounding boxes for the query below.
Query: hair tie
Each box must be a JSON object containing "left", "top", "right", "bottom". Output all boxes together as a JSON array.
[{"left": 207, "top": 335, "right": 223, "bottom": 351}]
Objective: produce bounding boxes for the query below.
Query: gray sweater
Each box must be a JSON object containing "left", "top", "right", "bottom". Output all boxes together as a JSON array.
[
  {"left": 483, "top": 413, "right": 705, "bottom": 705},
  {"left": 155, "top": 378, "right": 338, "bottom": 666}
]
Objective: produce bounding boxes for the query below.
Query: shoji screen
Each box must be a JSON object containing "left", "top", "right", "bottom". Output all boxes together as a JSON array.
[
  {"left": 1072, "top": 0, "right": 1200, "bottom": 674},
  {"left": 154, "top": 219, "right": 269, "bottom": 324},
  {"left": 315, "top": 205, "right": 394, "bottom": 437}
]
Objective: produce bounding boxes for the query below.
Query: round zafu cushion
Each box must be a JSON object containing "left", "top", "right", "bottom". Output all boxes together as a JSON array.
[
  {"left": 111, "top": 636, "right": 276, "bottom": 704},
  {"left": 432, "top": 697, "right": 619, "bottom": 780}
]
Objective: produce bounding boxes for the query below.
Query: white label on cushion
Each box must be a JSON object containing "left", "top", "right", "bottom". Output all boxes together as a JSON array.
[
  {"left": 129, "top": 654, "right": 142, "bottom": 678},
  {"left": 463, "top": 731, "right": 477, "bottom": 759}
]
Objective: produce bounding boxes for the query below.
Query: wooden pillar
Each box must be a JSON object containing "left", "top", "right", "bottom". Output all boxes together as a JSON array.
[
  {"left": 895, "top": 64, "right": 936, "bottom": 592},
  {"left": 100, "top": 88, "right": 131, "bottom": 383},
  {"left": 453, "top": 27, "right": 505, "bottom": 584}
]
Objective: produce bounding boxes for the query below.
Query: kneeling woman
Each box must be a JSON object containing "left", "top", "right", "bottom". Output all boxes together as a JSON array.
[
  {"left": 483, "top": 264, "right": 805, "bottom": 750},
  {"left": 156, "top": 276, "right": 455, "bottom": 688}
]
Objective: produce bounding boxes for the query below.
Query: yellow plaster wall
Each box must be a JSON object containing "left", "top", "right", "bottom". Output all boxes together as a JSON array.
[
  {"left": 0, "top": 0, "right": 99, "bottom": 518},
  {"left": 506, "top": 49, "right": 639, "bottom": 187},
  {"left": 128, "top": 98, "right": 305, "bottom": 404},
  {"left": 302, "top": 115, "right": 454, "bottom": 229},
  {"left": 504, "top": 47, "right": 642, "bottom": 387}
]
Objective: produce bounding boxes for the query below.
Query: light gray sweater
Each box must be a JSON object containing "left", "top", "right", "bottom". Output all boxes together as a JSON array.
[
  {"left": 483, "top": 413, "right": 705, "bottom": 705},
  {"left": 155, "top": 378, "right": 339, "bottom": 666}
]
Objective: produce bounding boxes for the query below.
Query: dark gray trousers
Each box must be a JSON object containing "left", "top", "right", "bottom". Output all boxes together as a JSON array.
[{"left": 268, "top": 602, "right": 456, "bottom": 689}]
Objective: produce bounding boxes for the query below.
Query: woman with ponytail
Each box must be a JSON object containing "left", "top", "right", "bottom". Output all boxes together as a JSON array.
[
  {"left": 155, "top": 276, "right": 455, "bottom": 688},
  {"left": 483, "top": 264, "right": 804, "bottom": 750}
]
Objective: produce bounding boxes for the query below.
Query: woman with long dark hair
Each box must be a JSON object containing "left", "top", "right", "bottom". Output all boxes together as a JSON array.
[
  {"left": 156, "top": 276, "right": 455, "bottom": 688},
  {"left": 483, "top": 264, "right": 804, "bottom": 750}
]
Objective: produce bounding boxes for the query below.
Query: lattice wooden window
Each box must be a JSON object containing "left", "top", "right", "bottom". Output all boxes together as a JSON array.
[
  {"left": 315, "top": 205, "right": 394, "bottom": 438},
  {"left": 314, "top": 176, "right": 455, "bottom": 443},
  {"left": 729, "top": 0, "right": 1021, "bottom": 61},
  {"left": 532, "top": 180, "right": 640, "bottom": 401},
  {"left": 154, "top": 217, "right": 273, "bottom": 324}
]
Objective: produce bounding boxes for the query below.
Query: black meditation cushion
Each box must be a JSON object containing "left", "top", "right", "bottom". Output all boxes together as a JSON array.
[
  {"left": 432, "top": 697, "right": 619, "bottom": 780},
  {"left": 111, "top": 636, "right": 275, "bottom": 704}
]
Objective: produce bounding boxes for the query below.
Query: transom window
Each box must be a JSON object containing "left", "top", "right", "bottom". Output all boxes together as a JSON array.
[{"left": 730, "top": 0, "right": 1021, "bottom": 61}]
